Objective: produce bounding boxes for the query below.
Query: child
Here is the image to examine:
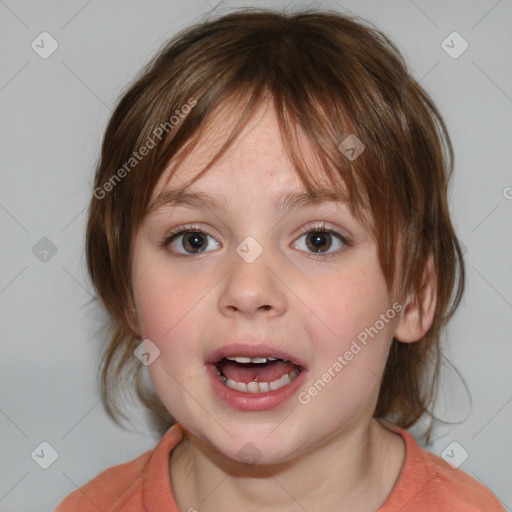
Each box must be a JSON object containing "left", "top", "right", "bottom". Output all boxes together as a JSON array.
[{"left": 56, "top": 8, "right": 504, "bottom": 512}]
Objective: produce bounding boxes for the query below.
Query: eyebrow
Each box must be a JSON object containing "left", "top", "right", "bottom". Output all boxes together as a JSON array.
[{"left": 148, "top": 188, "right": 350, "bottom": 216}]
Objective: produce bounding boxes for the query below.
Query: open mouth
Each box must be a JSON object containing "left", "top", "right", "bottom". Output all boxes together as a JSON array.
[{"left": 214, "top": 356, "right": 303, "bottom": 394}]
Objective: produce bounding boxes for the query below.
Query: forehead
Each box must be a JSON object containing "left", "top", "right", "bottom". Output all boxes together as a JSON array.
[
  {"left": 141, "top": 96, "right": 377, "bottom": 240},
  {"left": 151, "top": 98, "right": 340, "bottom": 204}
]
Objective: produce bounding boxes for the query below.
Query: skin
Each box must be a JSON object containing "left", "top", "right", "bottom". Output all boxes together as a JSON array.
[{"left": 130, "top": 99, "right": 437, "bottom": 511}]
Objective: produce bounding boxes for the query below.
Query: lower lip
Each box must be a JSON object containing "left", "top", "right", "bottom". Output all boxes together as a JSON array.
[{"left": 206, "top": 363, "right": 308, "bottom": 411}]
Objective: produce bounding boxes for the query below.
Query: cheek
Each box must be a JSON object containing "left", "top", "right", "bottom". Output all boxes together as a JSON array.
[
  {"left": 133, "top": 268, "right": 208, "bottom": 416},
  {"left": 300, "top": 273, "right": 395, "bottom": 423},
  {"left": 135, "top": 281, "right": 208, "bottom": 381},
  {"left": 132, "top": 250, "right": 201, "bottom": 340},
  {"left": 302, "top": 260, "right": 396, "bottom": 398},
  {"left": 308, "top": 264, "right": 391, "bottom": 347},
  {"left": 131, "top": 251, "right": 213, "bottom": 378}
]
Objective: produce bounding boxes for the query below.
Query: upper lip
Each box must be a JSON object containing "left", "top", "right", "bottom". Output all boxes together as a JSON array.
[{"left": 206, "top": 342, "right": 306, "bottom": 368}]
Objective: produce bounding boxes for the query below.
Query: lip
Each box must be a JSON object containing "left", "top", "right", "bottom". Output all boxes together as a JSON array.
[
  {"left": 205, "top": 342, "right": 308, "bottom": 412},
  {"left": 206, "top": 363, "right": 308, "bottom": 411}
]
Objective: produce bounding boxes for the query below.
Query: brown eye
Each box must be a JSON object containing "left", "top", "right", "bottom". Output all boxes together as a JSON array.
[
  {"left": 181, "top": 232, "right": 208, "bottom": 253},
  {"left": 293, "top": 226, "right": 349, "bottom": 258},
  {"left": 305, "top": 231, "right": 333, "bottom": 253},
  {"left": 162, "top": 228, "right": 220, "bottom": 255}
]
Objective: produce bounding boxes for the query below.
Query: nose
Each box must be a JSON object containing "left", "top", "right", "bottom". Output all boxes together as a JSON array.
[{"left": 218, "top": 244, "right": 286, "bottom": 318}]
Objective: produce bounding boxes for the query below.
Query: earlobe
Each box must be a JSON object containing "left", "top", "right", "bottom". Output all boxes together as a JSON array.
[{"left": 394, "top": 254, "right": 437, "bottom": 344}]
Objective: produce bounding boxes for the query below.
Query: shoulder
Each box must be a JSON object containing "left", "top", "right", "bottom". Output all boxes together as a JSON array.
[
  {"left": 378, "top": 420, "right": 504, "bottom": 511},
  {"left": 54, "top": 423, "right": 184, "bottom": 512},
  {"left": 418, "top": 445, "right": 504, "bottom": 510},
  {"left": 54, "top": 449, "right": 152, "bottom": 512}
]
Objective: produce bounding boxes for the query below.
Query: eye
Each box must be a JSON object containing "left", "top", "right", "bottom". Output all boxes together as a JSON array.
[
  {"left": 161, "top": 225, "right": 220, "bottom": 256},
  {"left": 292, "top": 223, "right": 351, "bottom": 258},
  {"left": 161, "top": 222, "right": 352, "bottom": 259}
]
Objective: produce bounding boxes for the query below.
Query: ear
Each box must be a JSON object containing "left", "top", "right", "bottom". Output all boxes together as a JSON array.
[{"left": 393, "top": 254, "right": 437, "bottom": 343}]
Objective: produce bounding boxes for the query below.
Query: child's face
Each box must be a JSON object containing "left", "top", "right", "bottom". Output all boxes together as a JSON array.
[{"left": 131, "top": 101, "right": 404, "bottom": 464}]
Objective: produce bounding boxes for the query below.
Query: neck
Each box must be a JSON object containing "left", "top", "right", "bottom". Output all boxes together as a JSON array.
[{"left": 170, "top": 418, "right": 405, "bottom": 512}]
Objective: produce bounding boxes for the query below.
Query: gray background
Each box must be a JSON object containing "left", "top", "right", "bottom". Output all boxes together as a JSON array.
[{"left": 1, "top": 0, "right": 511, "bottom": 510}]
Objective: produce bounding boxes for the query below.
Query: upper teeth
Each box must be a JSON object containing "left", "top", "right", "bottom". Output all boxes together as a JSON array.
[{"left": 225, "top": 356, "right": 280, "bottom": 364}]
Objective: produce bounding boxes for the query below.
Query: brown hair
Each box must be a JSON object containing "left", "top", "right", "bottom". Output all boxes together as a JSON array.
[{"left": 85, "top": 8, "right": 465, "bottom": 441}]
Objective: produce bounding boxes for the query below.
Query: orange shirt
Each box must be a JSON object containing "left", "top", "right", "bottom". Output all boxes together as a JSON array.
[{"left": 55, "top": 422, "right": 504, "bottom": 511}]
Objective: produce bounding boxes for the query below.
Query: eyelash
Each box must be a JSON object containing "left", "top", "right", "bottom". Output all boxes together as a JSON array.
[{"left": 160, "top": 222, "right": 353, "bottom": 259}]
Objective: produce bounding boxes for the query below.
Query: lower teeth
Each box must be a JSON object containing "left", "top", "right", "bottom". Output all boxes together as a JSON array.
[{"left": 217, "top": 369, "right": 300, "bottom": 393}]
